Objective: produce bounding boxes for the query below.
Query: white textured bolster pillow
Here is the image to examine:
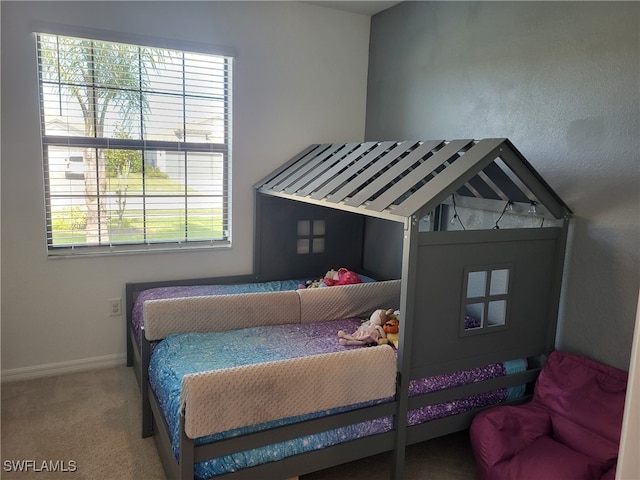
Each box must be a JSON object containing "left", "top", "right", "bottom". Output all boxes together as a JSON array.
[
  {"left": 181, "top": 345, "right": 397, "bottom": 439},
  {"left": 144, "top": 290, "right": 301, "bottom": 341},
  {"left": 297, "top": 279, "right": 401, "bottom": 324}
]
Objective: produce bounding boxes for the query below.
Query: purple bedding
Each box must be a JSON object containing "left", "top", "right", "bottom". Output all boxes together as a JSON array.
[{"left": 149, "top": 318, "right": 525, "bottom": 478}]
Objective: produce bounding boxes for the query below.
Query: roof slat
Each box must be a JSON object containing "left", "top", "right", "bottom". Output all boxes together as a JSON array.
[
  {"left": 344, "top": 140, "right": 444, "bottom": 208},
  {"left": 275, "top": 144, "right": 350, "bottom": 192},
  {"left": 325, "top": 141, "right": 419, "bottom": 204},
  {"left": 391, "top": 138, "right": 506, "bottom": 217},
  {"left": 466, "top": 170, "right": 504, "bottom": 200},
  {"left": 498, "top": 141, "right": 572, "bottom": 219},
  {"left": 365, "top": 139, "right": 473, "bottom": 213},
  {"left": 284, "top": 143, "right": 360, "bottom": 194},
  {"left": 481, "top": 161, "right": 532, "bottom": 204},
  {"left": 310, "top": 141, "right": 397, "bottom": 201},
  {"left": 256, "top": 138, "right": 571, "bottom": 221},
  {"left": 297, "top": 142, "right": 377, "bottom": 197},
  {"left": 258, "top": 144, "right": 330, "bottom": 191}
]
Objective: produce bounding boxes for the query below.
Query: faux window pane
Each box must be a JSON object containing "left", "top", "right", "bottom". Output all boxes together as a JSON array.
[
  {"left": 466, "top": 303, "right": 484, "bottom": 325},
  {"left": 312, "top": 238, "right": 325, "bottom": 253},
  {"left": 487, "top": 300, "right": 507, "bottom": 327},
  {"left": 297, "top": 239, "right": 310, "bottom": 255},
  {"left": 313, "top": 220, "right": 326, "bottom": 236},
  {"left": 38, "top": 33, "right": 232, "bottom": 254},
  {"left": 466, "top": 271, "right": 487, "bottom": 298},
  {"left": 297, "top": 220, "right": 311, "bottom": 236},
  {"left": 490, "top": 269, "right": 510, "bottom": 295}
]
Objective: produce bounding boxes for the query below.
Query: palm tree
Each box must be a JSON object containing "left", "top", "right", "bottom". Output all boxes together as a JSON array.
[{"left": 39, "top": 35, "right": 161, "bottom": 243}]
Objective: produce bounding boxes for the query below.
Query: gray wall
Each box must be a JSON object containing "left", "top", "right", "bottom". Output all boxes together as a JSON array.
[{"left": 366, "top": 1, "right": 639, "bottom": 370}]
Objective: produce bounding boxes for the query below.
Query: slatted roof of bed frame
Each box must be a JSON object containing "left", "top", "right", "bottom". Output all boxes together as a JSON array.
[{"left": 255, "top": 138, "right": 572, "bottom": 223}]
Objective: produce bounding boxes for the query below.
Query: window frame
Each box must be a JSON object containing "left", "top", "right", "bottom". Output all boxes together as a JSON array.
[
  {"left": 35, "top": 28, "right": 235, "bottom": 257},
  {"left": 460, "top": 264, "right": 513, "bottom": 337}
]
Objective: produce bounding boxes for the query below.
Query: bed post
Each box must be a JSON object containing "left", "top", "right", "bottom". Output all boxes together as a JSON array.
[
  {"left": 546, "top": 215, "right": 571, "bottom": 352},
  {"left": 141, "top": 328, "right": 153, "bottom": 438},
  {"left": 179, "top": 410, "right": 195, "bottom": 480},
  {"left": 391, "top": 215, "right": 420, "bottom": 479},
  {"left": 125, "top": 283, "right": 134, "bottom": 367}
]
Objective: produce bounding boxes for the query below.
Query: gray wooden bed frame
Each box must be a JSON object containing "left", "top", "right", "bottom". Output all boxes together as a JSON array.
[{"left": 126, "top": 138, "right": 572, "bottom": 479}]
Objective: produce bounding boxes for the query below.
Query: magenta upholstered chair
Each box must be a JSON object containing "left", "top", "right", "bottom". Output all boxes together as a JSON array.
[{"left": 470, "top": 350, "right": 628, "bottom": 480}]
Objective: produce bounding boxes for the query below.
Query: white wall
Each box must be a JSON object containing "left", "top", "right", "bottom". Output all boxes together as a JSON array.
[{"left": 1, "top": 1, "right": 371, "bottom": 377}]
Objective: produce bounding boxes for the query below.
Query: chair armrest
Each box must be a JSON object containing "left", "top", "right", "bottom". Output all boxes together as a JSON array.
[{"left": 470, "top": 404, "right": 552, "bottom": 472}]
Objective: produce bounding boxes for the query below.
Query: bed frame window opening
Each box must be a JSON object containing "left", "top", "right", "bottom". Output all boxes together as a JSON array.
[
  {"left": 462, "top": 265, "right": 512, "bottom": 335},
  {"left": 297, "top": 219, "right": 325, "bottom": 254}
]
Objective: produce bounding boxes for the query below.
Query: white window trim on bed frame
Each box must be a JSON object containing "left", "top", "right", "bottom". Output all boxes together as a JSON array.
[
  {"left": 460, "top": 264, "right": 513, "bottom": 336},
  {"left": 35, "top": 26, "right": 234, "bottom": 257}
]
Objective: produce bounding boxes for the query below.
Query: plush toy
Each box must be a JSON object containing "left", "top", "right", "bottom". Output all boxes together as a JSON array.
[
  {"left": 383, "top": 318, "right": 399, "bottom": 334},
  {"left": 299, "top": 268, "right": 363, "bottom": 289},
  {"left": 383, "top": 311, "right": 400, "bottom": 348},
  {"left": 338, "top": 308, "right": 394, "bottom": 346},
  {"left": 323, "top": 268, "right": 362, "bottom": 287},
  {"left": 298, "top": 278, "right": 324, "bottom": 289}
]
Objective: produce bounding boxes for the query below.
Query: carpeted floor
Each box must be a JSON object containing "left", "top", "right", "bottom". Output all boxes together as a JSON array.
[{"left": 1, "top": 366, "right": 479, "bottom": 479}]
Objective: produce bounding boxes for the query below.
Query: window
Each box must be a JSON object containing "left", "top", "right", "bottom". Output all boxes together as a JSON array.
[
  {"left": 461, "top": 266, "right": 512, "bottom": 335},
  {"left": 36, "top": 33, "right": 232, "bottom": 256}
]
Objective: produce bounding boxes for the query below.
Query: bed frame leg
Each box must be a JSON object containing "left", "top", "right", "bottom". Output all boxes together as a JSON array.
[
  {"left": 126, "top": 327, "right": 133, "bottom": 367},
  {"left": 179, "top": 411, "right": 194, "bottom": 480},
  {"left": 142, "top": 387, "right": 153, "bottom": 437},
  {"left": 391, "top": 442, "right": 406, "bottom": 480},
  {"left": 392, "top": 371, "right": 408, "bottom": 480},
  {"left": 142, "top": 335, "right": 153, "bottom": 437}
]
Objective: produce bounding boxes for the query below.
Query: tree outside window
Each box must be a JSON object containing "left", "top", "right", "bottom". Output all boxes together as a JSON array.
[{"left": 37, "top": 33, "right": 232, "bottom": 255}]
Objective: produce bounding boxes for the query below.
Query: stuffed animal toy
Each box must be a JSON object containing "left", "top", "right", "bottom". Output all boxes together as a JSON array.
[
  {"left": 383, "top": 311, "right": 400, "bottom": 348},
  {"left": 323, "top": 268, "right": 362, "bottom": 287},
  {"left": 383, "top": 318, "right": 399, "bottom": 334},
  {"left": 338, "top": 308, "right": 394, "bottom": 346},
  {"left": 299, "top": 268, "right": 363, "bottom": 289}
]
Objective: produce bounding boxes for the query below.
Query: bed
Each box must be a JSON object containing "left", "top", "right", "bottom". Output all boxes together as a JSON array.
[
  {"left": 126, "top": 272, "right": 378, "bottom": 390},
  {"left": 141, "top": 284, "right": 532, "bottom": 480},
  {"left": 128, "top": 139, "right": 573, "bottom": 479}
]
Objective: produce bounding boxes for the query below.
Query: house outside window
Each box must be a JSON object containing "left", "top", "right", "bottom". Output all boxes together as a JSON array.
[{"left": 36, "top": 33, "right": 232, "bottom": 256}]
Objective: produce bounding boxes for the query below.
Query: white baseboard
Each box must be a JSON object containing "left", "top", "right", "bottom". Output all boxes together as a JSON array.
[{"left": 1, "top": 353, "right": 126, "bottom": 383}]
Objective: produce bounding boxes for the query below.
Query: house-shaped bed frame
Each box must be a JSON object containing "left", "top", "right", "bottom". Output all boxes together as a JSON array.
[
  {"left": 125, "top": 137, "right": 572, "bottom": 479},
  {"left": 253, "top": 138, "right": 572, "bottom": 476}
]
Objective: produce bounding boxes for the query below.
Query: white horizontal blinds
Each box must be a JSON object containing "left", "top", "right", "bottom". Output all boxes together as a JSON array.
[{"left": 37, "top": 33, "right": 232, "bottom": 254}]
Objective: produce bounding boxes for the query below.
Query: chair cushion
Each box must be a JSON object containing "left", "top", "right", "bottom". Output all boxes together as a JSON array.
[
  {"left": 551, "top": 414, "right": 620, "bottom": 466},
  {"left": 470, "top": 404, "right": 552, "bottom": 469},
  {"left": 504, "top": 436, "right": 609, "bottom": 480}
]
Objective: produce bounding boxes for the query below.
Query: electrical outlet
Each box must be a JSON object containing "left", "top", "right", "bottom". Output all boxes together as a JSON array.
[{"left": 108, "top": 298, "right": 122, "bottom": 317}]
